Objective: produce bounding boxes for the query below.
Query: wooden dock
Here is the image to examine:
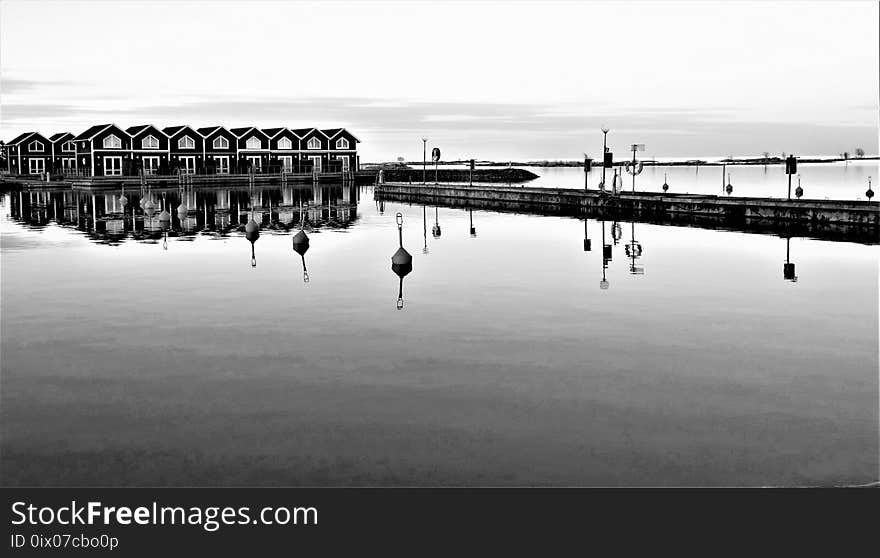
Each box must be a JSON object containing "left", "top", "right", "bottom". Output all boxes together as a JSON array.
[
  {"left": 376, "top": 183, "right": 880, "bottom": 244},
  {"left": 0, "top": 170, "right": 378, "bottom": 191}
]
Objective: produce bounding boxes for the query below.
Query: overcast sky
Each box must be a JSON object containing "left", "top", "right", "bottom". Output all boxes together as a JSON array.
[{"left": 1, "top": 0, "right": 877, "bottom": 161}]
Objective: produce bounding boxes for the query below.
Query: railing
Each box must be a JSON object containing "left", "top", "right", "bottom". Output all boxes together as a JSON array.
[{"left": 24, "top": 162, "right": 362, "bottom": 180}]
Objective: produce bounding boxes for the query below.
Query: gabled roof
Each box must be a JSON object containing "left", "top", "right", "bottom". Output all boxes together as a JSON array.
[
  {"left": 49, "top": 132, "right": 74, "bottom": 142},
  {"left": 291, "top": 127, "right": 322, "bottom": 139},
  {"left": 261, "top": 127, "right": 291, "bottom": 138},
  {"left": 323, "top": 128, "right": 361, "bottom": 143},
  {"left": 230, "top": 126, "right": 269, "bottom": 139},
  {"left": 74, "top": 124, "right": 115, "bottom": 141},
  {"left": 126, "top": 124, "right": 166, "bottom": 137},
  {"left": 8, "top": 131, "right": 37, "bottom": 145},
  {"left": 197, "top": 125, "right": 230, "bottom": 137},
  {"left": 162, "top": 125, "right": 197, "bottom": 137}
]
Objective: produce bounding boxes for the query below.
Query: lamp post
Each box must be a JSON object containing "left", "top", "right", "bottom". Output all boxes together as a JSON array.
[
  {"left": 601, "top": 126, "right": 609, "bottom": 190},
  {"left": 421, "top": 137, "right": 427, "bottom": 185}
]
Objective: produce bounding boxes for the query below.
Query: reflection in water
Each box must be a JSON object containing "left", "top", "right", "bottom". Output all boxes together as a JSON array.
[
  {"left": 391, "top": 212, "right": 413, "bottom": 310},
  {"left": 784, "top": 237, "right": 797, "bottom": 282},
  {"left": 583, "top": 219, "right": 591, "bottom": 252},
  {"left": 600, "top": 219, "right": 611, "bottom": 290},
  {"left": 422, "top": 206, "right": 429, "bottom": 254},
  {"left": 432, "top": 207, "right": 441, "bottom": 238},
  {"left": 625, "top": 222, "right": 644, "bottom": 275},
  {"left": 292, "top": 203, "right": 310, "bottom": 283},
  {"left": 469, "top": 208, "right": 477, "bottom": 237},
  {"left": 5, "top": 184, "right": 360, "bottom": 248}
]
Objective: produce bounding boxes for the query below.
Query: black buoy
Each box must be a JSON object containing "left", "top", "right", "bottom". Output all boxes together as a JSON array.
[
  {"left": 866, "top": 177, "right": 874, "bottom": 200},
  {"left": 391, "top": 213, "right": 413, "bottom": 309},
  {"left": 432, "top": 207, "right": 441, "bottom": 238},
  {"left": 725, "top": 173, "right": 733, "bottom": 196},
  {"left": 246, "top": 216, "right": 259, "bottom": 267},
  {"left": 292, "top": 217, "right": 310, "bottom": 283},
  {"left": 795, "top": 176, "right": 803, "bottom": 199},
  {"left": 662, "top": 173, "right": 669, "bottom": 193}
]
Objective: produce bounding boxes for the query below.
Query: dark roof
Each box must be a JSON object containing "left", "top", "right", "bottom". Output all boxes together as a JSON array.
[
  {"left": 162, "top": 125, "right": 189, "bottom": 136},
  {"left": 291, "top": 128, "right": 315, "bottom": 137},
  {"left": 322, "top": 128, "right": 342, "bottom": 137},
  {"left": 74, "top": 124, "right": 114, "bottom": 141},
  {"left": 229, "top": 127, "right": 253, "bottom": 137},
  {"left": 49, "top": 132, "right": 73, "bottom": 142},
  {"left": 8, "top": 131, "right": 37, "bottom": 145},
  {"left": 197, "top": 126, "right": 223, "bottom": 135},
  {"left": 125, "top": 124, "right": 156, "bottom": 135},
  {"left": 262, "top": 127, "right": 285, "bottom": 137}
]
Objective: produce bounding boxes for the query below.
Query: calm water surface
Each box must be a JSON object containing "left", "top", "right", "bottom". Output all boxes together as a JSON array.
[{"left": 1, "top": 184, "right": 877, "bottom": 486}]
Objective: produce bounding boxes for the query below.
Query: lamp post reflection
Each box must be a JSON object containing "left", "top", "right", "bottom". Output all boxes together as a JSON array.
[
  {"left": 422, "top": 205, "right": 429, "bottom": 254},
  {"left": 783, "top": 237, "right": 797, "bottom": 282},
  {"left": 583, "top": 218, "right": 591, "bottom": 252},
  {"left": 469, "top": 208, "right": 476, "bottom": 237},
  {"left": 600, "top": 219, "right": 611, "bottom": 290},
  {"left": 391, "top": 212, "right": 413, "bottom": 310}
]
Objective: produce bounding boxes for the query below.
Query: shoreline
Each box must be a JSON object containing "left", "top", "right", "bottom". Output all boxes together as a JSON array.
[{"left": 367, "top": 156, "right": 879, "bottom": 169}]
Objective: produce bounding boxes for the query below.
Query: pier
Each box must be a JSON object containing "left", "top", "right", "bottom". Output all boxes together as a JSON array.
[{"left": 376, "top": 183, "right": 880, "bottom": 244}]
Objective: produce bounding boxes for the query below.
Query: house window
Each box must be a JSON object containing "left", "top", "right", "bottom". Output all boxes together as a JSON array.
[
  {"left": 178, "top": 136, "right": 195, "bottom": 149},
  {"left": 336, "top": 138, "right": 349, "bottom": 149},
  {"left": 213, "top": 136, "right": 229, "bottom": 149},
  {"left": 103, "top": 135, "right": 122, "bottom": 149},
  {"left": 62, "top": 141, "right": 75, "bottom": 152},
  {"left": 246, "top": 136, "right": 262, "bottom": 150},
  {"left": 277, "top": 137, "right": 292, "bottom": 150},
  {"left": 142, "top": 135, "right": 160, "bottom": 149},
  {"left": 29, "top": 140, "right": 45, "bottom": 152},
  {"left": 307, "top": 137, "right": 321, "bottom": 150}
]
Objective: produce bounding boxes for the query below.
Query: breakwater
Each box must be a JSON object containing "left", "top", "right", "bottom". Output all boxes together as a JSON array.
[
  {"left": 378, "top": 168, "right": 538, "bottom": 184},
  {"left": 376, "top": 183, "right": 880, "bottom": 244}
]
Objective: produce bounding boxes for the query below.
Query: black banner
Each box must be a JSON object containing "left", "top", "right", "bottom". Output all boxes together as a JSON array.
[{"left": 1, "top": 488, "right": 876, "bottom": 553}]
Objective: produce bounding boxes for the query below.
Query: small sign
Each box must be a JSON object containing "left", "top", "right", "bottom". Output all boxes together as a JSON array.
[
  {"left": 469, "top": 159, "right": 475, "bottom": 171},
  {"left": 631, "top": 144, "right": 645, "bottom": 152},
  {"left": 432, "top": 147, "right": 441, "bottom": 162}
]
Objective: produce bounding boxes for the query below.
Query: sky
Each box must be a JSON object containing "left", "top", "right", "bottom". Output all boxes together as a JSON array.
[{"left": 1, "top": 0, "right": 878, "bottom": 162}]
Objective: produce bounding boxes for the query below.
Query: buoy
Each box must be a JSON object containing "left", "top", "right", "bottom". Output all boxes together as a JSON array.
[
  {"left": 292, "top": 229, "right": 309, "bottom": 256},
  {"left": 158, "top": 210, "right": 171, "bottom": 230},
  {"left": 120, "top": 194, "right": 128, "bottom": 207},
  {"left": 177, "top": 200, "right": 188, "bottom": 219},
  {"left": 866, "top": 177, "right": 874, "bottom": 200},
  {"left": 662, "top": 173, "right": 669, "bottom": 193},
  {"left": 392, "top": 213, "right": 413, "bottom": 309},
  {"left": 144, "top": 199, "right": 156, "bottom": 217},
  {"left": 725, "top": 173, "right": 733, "bottom": 196}
]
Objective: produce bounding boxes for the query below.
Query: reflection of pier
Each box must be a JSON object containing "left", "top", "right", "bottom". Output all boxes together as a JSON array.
[
  {"left": 376, "top": 184, "right": 880, "bottom": 244},
  {"left": 6, "top": 184, "right": 361, "bottom": 245}
]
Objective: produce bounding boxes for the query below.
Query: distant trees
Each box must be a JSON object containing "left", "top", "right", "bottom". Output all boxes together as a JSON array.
[{"left": 855, "top": 148, "right": 865, "bottom": 158}]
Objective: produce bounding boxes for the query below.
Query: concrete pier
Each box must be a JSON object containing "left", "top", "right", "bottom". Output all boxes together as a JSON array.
[{"left": 376, "top": 183, "right": 880, "bottom": 244}]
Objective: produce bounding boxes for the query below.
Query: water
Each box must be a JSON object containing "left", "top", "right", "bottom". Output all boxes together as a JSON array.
[
  {"left": 1, "top": 185, "right": 877, "bottom": 486},
  {"left": 441, "top": 160, "right": 878, "bottom": 200}
]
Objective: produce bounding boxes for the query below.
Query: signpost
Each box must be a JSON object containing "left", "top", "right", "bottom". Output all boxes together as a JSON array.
[
  {"left": 432, "top": 147, "right": 441, "bottom": 184},
  {"left": 625, "top": 144, "right": 645, "bottom": 192},
  {"left": 785, "top": 155, "right": 797, "bottom": 200}
]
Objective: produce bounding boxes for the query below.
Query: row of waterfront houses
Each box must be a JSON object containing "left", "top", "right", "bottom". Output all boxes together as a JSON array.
[{"left": 2, "top": 124, "right": 360, "bottom": 177}]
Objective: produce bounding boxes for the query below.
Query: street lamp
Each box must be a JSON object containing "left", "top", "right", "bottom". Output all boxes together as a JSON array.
[
  {"left": 600, "top": 126, "right": 610, "bottom": 190},
  {"left": 421, "top": 138, "right": 428, "bottom": 185}
]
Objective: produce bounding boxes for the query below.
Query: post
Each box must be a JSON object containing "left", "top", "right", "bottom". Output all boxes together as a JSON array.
[
  {"left": 788, "top": 173, "right": 792, "bottom": 200},
  {"left": 422, "top": 138, "right": 427, "bottom": 185},
  {"left": 601, "top": 128, "right": 609, "bottom": 188}
]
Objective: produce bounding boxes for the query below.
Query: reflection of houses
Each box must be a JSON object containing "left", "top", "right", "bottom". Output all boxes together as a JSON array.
[
  {"left": 231, "top": 127, "right": 271, "bottom": 172},
  {"left": 263, "top": 127, "right": 300, "bottom": 171},
  {"left": 126, "top": 125, "right": 170, "bottom": 175},
  {"left": 163, "top": 126, "right": 204, "bottom": 175},
  {"left": 6, "top": 131, "right": 53, "bottom": 175},
  {"left": 199, "top": 126, "right": 238, "bottom": 174},
  {"left": 74, "top": 124, "right": 132, "bottom": 176},
  {"left": 49, "top": 133, "right": 76, "bottom": 173}
]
